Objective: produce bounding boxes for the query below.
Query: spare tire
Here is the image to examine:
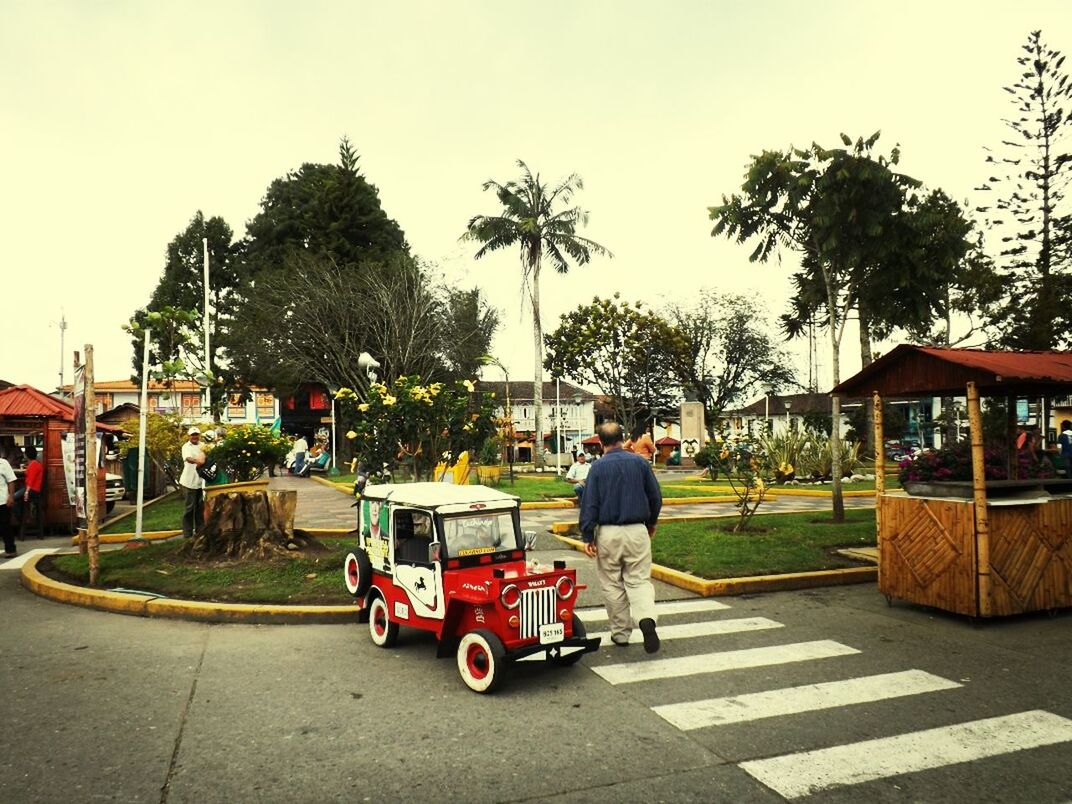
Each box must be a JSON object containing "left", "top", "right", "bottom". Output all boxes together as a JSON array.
[{"left": 343, "top": 549, "right": 373, "bottom": 597}]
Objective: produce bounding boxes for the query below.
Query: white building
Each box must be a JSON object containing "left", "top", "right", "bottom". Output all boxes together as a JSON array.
[{"left": 477, "top": 380, "right": 599, "bottom": 459}]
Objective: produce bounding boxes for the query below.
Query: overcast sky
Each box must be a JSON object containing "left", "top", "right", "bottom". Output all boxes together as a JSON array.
[{"left": 3, "top": 1, "right": 1069, "bottom": 401}]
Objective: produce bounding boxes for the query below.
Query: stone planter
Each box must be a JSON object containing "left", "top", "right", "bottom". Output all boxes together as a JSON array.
[{"left": 204, "top": 478, "right": 270, "bottom": 499}]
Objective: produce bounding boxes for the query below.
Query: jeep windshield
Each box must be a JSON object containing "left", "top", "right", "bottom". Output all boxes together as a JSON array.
[{"left": 441, "top": 511, "right": 520, "bottom": 557}]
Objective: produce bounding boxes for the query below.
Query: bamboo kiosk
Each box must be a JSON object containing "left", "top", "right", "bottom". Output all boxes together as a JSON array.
[{"left": 834, "top": 345, "right": 1072, "bottom": 618}]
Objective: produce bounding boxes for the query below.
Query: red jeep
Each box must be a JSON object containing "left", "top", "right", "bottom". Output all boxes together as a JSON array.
[{"left": 343, "top": 483, "right": 599, "bottom": 692}]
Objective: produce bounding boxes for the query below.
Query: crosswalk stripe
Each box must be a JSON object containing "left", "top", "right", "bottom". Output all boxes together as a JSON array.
[
  {"left": 652, "top": 669, "right": 962, "bottom": 729},
  {"left": 0, "top": 547, "right": 59, "bottom": 570},
  {"left": 739, "top": 710, "right": 1072, "bottom": 800},
  {"left": 589, "top": 616, "right": 782, "bottom": 648},
  {"left": 592, "top": 639, "right": 857, "bottom": 685},
  {"left": 576, "top": 598, "right": 730, "bottom": 623}
]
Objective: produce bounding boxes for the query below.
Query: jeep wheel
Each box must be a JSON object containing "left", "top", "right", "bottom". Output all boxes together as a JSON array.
[
  {"left": 457, "top": 629, "right": 506, "bottom": 693},
  {"left": 368, "top": 595, "right": 399, "bottom": 647},
  {"left": 343, "top": 549, "right": 372, "bottom": 597},
  {"left": 552, "top": 614, "right": 587, "bottom": 666}
]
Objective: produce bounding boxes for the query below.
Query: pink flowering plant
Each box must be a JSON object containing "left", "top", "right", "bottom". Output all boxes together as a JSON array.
[{"left": 897, "top": 441, "right": 1054, "bottom": 485}]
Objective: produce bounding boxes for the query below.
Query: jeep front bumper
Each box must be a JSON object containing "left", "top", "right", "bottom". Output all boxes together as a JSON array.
[{"left": 510, "top": 636, "right": 601, "bottom": 663}]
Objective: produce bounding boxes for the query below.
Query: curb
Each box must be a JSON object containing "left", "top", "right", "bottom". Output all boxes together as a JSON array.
[
  {"left": 312, "top": 475, "right": 354, "bottom": 495},
  {"left": 77, "top": 527, "right": 355, "bottom": 544},
  {"left": 552, "top": 534, "right": 877, "bottom": 596},
  {"left": 20, "top": 553, "right": 360, "bottom": 625}
]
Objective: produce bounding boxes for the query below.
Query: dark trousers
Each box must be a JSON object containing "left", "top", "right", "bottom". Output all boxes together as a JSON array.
[
  {"left": 182, "top": 487, "right": 203, "bottom": 538},
  {"left": 1, "top": 505, "right": 14, "bottom": 555}
]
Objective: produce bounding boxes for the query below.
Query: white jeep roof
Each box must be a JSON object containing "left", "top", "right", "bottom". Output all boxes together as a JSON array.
[{"left": 362, "top": 482, "right": 520, "bottom": 510}]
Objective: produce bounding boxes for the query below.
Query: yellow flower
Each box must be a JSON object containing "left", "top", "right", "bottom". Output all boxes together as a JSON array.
[
  {"left": 719, "top": 449, "right": 730, "bottom": 460},
  {"left": 358, "top": 403, "right": 369, "bottom": 412},
  {"left": 384, "top": 395, "right": 397, "bottom": 406},
  {"left": 462, "top": 423, "right": 473, "bottom": 431},
  {"left": 429, "top": 383, "right": 442, "bottom": 396},
  {"left": 346, "top": 430, "right": 357, "bottom": 440},
  {"left": 462, "top": 379, "right": 475, "bottom": 392}
]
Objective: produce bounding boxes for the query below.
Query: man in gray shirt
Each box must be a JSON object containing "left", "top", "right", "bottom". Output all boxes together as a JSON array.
[{"left": 579, "top": 422, "right": 662, "bottom": 652}]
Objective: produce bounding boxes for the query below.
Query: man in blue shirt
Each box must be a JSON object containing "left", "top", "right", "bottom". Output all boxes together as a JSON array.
[{"left": 579, "top": 422, "right": 663, "bottom": 652}]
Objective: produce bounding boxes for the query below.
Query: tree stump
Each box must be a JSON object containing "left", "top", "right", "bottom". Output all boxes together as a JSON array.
[{"left": 182, "top": 489, "right": 315, "bottom": 560}]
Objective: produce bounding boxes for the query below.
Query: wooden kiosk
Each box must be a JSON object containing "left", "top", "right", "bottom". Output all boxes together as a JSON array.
[
  {"left": 834, "top": 346, "right": 1072, "bottom": 618},
  {"left": 0, "top": 384, "right": 114, "bottom": 531}
]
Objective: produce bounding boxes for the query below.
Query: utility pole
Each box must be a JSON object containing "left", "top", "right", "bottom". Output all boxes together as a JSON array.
[
  {"left": 203, "top": 237, "right": 212, "bottom": 415},
  {"left": 57, "top": 311, "right": 67, "bottom": 393},
  {"left": 135, "top": 330, "right": 151, "bottom": 541}
]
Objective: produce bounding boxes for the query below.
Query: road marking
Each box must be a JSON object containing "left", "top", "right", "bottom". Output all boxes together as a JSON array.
[
  {"left": 589, "top": 616, "right": 782, "bottom": 648},
  {"left": 739, "top": 710, "right": 1072, "bottom": 800},
  {"left": 593, "top": 639, "right": 857, "bottom": 685},
  {"left": 0, "top": 547, "right": 59, "bottom": 570},
  {"left": 652, "top": 669, "right": 962, "bottom": 729},
  {"left": 577, "top": 598, "right": 730, "bottom": 623}
]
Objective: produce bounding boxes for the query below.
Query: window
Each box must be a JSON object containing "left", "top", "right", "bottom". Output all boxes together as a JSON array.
[
  {"left": 442, "top": 511, "right": 519, "bottom": 557},
  {"left": 255, "top": 392, "right": 275, "bottom": 418},
  {"left": 95, "top": 393, "right": 113, "bottom": 415},
  {"left": 309, "top": 388, "right": 329, "bottom": 410},
  {"left": 147, "top": 394, "right": 160, "bottom": 411},
  {"left": 393, "top": 509, "right": 434, "bottom": 564},
  {"left": 181, "top": 394, "right": 201, "bottom": 417},
  {"left": 227, "top": 393, "right": 246, "bottom": 419}
]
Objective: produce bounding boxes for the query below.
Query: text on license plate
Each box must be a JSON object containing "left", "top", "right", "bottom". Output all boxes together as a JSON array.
[{"left": 538, "top": 622, "right": 564, "bottom": 645}]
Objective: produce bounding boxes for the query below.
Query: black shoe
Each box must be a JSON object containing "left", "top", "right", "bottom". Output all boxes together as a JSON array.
[{"left": 639, "top": 618, "right": 660, "bottom": 654}]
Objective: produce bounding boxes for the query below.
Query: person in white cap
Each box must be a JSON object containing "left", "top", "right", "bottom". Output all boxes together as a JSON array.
[{"left": 180, "top": 427, "right": 206, "bottom": 538}]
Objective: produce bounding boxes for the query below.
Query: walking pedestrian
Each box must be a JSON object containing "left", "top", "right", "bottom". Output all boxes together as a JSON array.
[
  {"left": 180, "top": 427, "right": 206, "bottom": 538},
  {"left": 579, "top": 422, "right": 663, "bottom": 652},
  {"left": 0, "top": 453, "right": 16, "bottom": 557}
]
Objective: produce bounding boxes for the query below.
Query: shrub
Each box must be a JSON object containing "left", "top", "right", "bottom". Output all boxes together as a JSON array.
[
  {"left": 896, "top": 441, "right": 1055, "bottom": 484},
  {"left": 209, "top": 424, "right": 291, "bottom": 483}
]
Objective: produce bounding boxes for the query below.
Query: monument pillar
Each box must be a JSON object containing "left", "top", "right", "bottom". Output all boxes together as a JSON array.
[{"left": 679, "top": 401, "right": 705, "bottom": 467}]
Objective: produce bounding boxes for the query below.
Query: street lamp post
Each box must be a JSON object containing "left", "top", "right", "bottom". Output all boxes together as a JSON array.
[
  {"left": 784, "top": 400, "right": 791, "bottom": 430},
  {"left": 555, "top": 377, "right": 562, "bottom": 475},
  {"left": 202, "top": 237, "right": 212, "bottom": 415}
]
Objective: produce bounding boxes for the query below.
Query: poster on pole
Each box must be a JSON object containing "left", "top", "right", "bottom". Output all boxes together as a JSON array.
[
  {"left": 73, "top": 362, "right": 86, "bottom": 519},
  {"left": 61, "top": 432, "right": 77, "bottom": 506}
]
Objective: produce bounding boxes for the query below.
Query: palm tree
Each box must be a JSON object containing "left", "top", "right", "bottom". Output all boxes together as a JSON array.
[{"left": 465, "top": 160, "right": 610, "bottom": 470}]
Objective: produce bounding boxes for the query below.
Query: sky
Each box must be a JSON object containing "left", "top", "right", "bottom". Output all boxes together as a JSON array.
[{"left": 3, "top": 1, "right": 1070, "bottom": 402}]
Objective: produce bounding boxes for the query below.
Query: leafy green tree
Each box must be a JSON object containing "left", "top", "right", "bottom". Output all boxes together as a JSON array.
[
  {"left": 440, "top": 288, "right": 501, "bottom": 380},
  {"left": 465, "top": 161, "right": 611, "bottom": 469},
  {"left": 544, "top": 295, "right": 688, "bottom": 432},
  {"left": 978, "top": 30, "right": 1072, "bottom": 349},
  {"left": 667, "top": 291, "right": 795, "bottom": 430},
  {"left": 710, "top": 133, "right": 928, "bottom": 521},
  {"left": 239, "top": 137, "right": 407, "bottom": 277}
]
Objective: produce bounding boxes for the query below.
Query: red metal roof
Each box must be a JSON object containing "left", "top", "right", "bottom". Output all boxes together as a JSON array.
[
  {"left": 834, "top": 345, "right": 1072, "bottom": 398},
  {"left": 655, "top": 436, "right": 681, "bottom": 446},
  {"left": 0, "top": 385, "right": 122, "bottom": 430}
]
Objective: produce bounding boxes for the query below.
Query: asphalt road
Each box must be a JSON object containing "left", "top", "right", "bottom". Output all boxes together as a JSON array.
[{"left": 2, "top": 555, "right": 1070, "bottom": 803}]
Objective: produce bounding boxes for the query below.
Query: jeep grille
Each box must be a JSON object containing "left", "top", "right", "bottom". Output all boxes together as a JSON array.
[{"left": 519, "top": 587, "right": 558, "bottom": 639}]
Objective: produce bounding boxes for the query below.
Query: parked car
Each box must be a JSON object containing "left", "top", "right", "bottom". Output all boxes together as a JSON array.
[
  {"left": 343, "top": 482, "right": 600, "bottom": 693},
  {"left": 105, "top": 473, "right": 125, "bottom": 513}
]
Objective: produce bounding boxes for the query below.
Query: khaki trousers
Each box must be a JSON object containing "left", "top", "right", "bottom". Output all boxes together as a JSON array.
[{"left": 594, "top": 523, "right": 657, "bottom": 641}]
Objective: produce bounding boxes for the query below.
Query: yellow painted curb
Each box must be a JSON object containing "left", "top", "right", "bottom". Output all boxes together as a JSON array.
[
  {"left": 20, "top": 553, "right": 360, "bottom": 624},
  {"left": 771, "top": 488, "right": 877, "bottom": 498},
  {"left": 73, "top": 530, "right": 182, "bottom": 545},
  {"left": 315, "top": 476, "right": 355, "bottom": 495},
  {"left": 553, "top": 535, "right": 877, "bottom": 596}
]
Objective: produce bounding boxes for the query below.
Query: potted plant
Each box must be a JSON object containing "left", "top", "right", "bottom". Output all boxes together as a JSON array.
[{"left": 475, "top": 436, "right": 504, "bottom": 486}]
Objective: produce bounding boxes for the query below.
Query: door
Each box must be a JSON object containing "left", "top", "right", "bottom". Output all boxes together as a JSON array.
[{"left": 390, "top": 507, "right": 444, "bottom": 619}]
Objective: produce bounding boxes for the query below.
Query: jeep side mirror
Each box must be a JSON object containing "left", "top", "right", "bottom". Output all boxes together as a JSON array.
[
  {"left": 523, "top": 530, "right": 537, "bottom": 551},
  {"left": 428, "top": 541, "right": 442, "bottom": 563}
]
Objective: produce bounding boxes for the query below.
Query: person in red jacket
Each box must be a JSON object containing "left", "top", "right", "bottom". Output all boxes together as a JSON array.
[{"left": 13, "top": 446, "right": 43, "bottom": 532}]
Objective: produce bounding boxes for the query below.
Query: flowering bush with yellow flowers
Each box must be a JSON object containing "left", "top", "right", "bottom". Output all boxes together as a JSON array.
[
  {"left": 335, "top": 376, "right": 497, "bottom": 481},
  {"left": 208, "top": 423, "right": 291, "bottom": 483},
  {"left": 712, "top": 436, "right": 775, "bottom": 532}
]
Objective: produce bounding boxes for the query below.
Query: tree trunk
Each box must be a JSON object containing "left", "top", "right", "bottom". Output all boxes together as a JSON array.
[
  {"left": 182, "top": 489, "right": 314, "bottom": 560},
  {"left": 829, "top": 300, "right": 844, "bottom": 522},
  {"left": 531, "top": 259, "right": 544, "bottom": 470},
  {"left": 858, "top": 309, "right": 875, "bottom": 458}
]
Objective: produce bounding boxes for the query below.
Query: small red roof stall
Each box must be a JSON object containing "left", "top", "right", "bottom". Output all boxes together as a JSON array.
[
  {"left": 0, "top": 385, "right": 120, "bottom": 532},
  {"left": 834, "top": 345, "right": 1072, "bottom": 618}
]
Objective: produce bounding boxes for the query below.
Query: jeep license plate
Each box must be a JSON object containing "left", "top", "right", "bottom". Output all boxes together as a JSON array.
[{"left": 538, "top": 622, "right": 564, "bottom": 645}]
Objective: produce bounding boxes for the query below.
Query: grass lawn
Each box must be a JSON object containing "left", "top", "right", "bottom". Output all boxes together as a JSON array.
[
  {"left": 101, "top": 494, "right": 185, "bottom": 534},
  {"left": 652, "top": 508, "right": 876, "bottom": 579},
  {"left": 330, "top": 473, "right": 727, "bottom": 501},
  {"left": 50, "top": 536, "right": 353, "bottom": 605}
]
